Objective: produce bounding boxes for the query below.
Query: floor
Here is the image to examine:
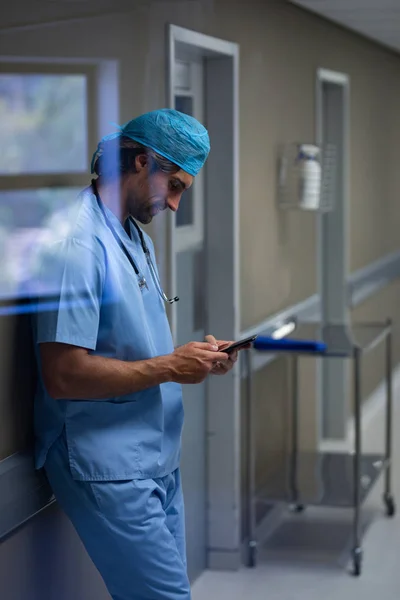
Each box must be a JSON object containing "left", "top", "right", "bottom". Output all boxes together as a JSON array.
[{"left": 192, "top": 370, "right": 400, "bottom": 600}]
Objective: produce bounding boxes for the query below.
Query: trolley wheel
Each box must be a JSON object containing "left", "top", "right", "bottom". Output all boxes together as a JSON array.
[
  {"left": 384, "top": 494, "right": 396, "bottom": 517},
  {"left": 352, "top": 548, "right": 363, "bottom": 577},
  {"left": 248, "top": 543, "right": 257, "bottom": 568}
]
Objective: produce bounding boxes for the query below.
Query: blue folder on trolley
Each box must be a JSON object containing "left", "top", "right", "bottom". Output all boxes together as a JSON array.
[{"left": 253, "top": 336, "right": 327, "bottom": 353}]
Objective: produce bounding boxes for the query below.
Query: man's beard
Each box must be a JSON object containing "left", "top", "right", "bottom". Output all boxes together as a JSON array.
[
  {"left": 133, "top": 201, "right": 165, "bottom": 225},
  {"left": 127, "top": 198, "right": 152, "bottom": 224},
  {"left": 137, "top": 212, "right": 153, "bottom": 225}
]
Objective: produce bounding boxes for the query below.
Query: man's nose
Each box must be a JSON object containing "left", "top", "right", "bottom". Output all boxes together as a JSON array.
[{"left": 167, "top": 196, "right": 181, "bottom": 212}]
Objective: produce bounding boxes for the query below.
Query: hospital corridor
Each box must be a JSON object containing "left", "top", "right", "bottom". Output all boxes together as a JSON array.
[{"left": 1, "top": 1, "right": 400, "bottom": 600}]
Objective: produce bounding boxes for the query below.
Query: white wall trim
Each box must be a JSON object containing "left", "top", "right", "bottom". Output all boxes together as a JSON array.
[
  {"left": 169, "top": 24, "right": 238, "bottom": 57},
  {"left": 317, "top": 68, "right": 349, "bottom": 87},
  {"left": 349, "top": 250, "right": 400, "bottom": 307}
]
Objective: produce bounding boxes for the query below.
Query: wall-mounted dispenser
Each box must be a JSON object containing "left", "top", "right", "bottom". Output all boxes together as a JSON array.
[{"left": 278, "top": 142, "right": 336, "bottom": 212}]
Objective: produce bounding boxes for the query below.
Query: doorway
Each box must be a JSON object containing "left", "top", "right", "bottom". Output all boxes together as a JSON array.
[
  {"left": 168, "top": 26, "right": 241, "bottom": 577},
  {"left": 316, "top": 69, "right": 350, "bottom": 441}
]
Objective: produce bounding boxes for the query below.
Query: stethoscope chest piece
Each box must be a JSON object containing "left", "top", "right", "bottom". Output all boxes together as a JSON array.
[{"left": 138, "top": 276, "right": 149, "bottom": 292}]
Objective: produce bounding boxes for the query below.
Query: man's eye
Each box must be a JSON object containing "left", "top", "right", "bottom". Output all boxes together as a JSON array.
[{"left": 170, "top": 181, "right": 181, "bottom": 191}]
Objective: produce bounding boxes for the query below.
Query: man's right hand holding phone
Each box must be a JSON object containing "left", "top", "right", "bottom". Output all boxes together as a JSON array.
[
  {"left": 169, "top": 335, "right": 256, "bottom": 384},
  {"left": 170, "top": 342, "right": 229, "bottom": 384}
]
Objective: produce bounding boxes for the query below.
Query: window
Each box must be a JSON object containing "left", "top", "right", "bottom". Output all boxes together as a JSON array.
[
  {"left": 173, "top": 59, "right": 205, "bottom": 253},
  {"left": 0, "top": 63, "right": 95, "bottom": 307},
  {"left": 175, "top": 95, "right": 195, "bottom": 228},
  {"left": 0, "top": 74, "right": 88, "bottom": 174}
]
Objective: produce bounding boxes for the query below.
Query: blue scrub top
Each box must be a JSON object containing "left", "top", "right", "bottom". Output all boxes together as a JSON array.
[{"left": 32, "top": 189, "right": 184, "bottom": 482}]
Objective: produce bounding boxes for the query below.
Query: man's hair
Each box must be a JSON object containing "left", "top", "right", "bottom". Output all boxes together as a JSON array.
[{"left": 93, "top": 136, "right": 180, "bottom": 178}]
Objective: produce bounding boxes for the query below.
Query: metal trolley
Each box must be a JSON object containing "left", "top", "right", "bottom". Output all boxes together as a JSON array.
[{"left": 244, "top": 320, "right": 396, "bottom": 577}]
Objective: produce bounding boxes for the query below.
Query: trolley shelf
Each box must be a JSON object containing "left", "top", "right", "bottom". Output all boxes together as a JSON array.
[{"left": 256, "top": 451, "right": 388, "bottom": 509}]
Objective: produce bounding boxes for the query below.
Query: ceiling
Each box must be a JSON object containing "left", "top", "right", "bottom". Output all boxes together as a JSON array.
[
  {"left": 2, "top": 0, "right": 400, "bottom": 52},
  {"left": 289, "top": 0, "right": 400, "bottom": 54}
]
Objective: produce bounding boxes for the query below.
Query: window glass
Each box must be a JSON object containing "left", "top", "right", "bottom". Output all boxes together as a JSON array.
[
  {"left": 0, "top": 187, "right": 82, "bottom": 300},
  {"left": 0, "top": 74, "right": 88, "bottom": 174},
  {"left": 175, "top": 95, "right": 194, "bottom": 227}
]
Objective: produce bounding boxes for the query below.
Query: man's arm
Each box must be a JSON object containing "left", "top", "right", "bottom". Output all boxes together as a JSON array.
[{"left": 40, "top": 341, "right": 229, "bottom": 400}]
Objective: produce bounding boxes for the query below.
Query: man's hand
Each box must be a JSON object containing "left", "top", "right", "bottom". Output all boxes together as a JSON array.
[
  {"left": 170, "top": 342, "right": 229, "bottom": 384},
  {"left": 205, "top": 334, "right": 239, "bottom": 376}
]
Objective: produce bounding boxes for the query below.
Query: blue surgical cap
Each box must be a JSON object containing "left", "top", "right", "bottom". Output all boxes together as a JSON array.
[{"left": 91, "top": 109, "right": 210, "bottom": 177}]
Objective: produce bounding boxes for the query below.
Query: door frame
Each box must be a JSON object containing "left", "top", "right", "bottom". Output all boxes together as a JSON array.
[
  {"left": 316, "top": 68, "right": 351, "bottom": 443},
  {"left": 167, "top": 25, "right": 241, "bottom": 570}
]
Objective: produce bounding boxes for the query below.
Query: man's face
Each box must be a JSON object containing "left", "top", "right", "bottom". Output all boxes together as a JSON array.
[{"left": 124, "top": 155, "right": 194, "bottom": 225}]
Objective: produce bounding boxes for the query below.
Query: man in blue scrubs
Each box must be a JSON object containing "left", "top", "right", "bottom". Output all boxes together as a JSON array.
[{"left": 32, "top": 109, "right": 239, "bottom": 600}]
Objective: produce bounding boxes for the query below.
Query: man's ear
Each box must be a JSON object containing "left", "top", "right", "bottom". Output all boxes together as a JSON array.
[{"left": 134, "top": 153, "right": 148, "bottom": 172}]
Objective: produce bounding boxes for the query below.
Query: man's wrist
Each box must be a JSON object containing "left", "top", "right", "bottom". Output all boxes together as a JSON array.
[{"left": 150, "top": 354, "right": 176, "bottom": 384}]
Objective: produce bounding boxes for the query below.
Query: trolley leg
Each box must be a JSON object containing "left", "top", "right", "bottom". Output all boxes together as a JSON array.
[
  {"left": 384, "top": 320, "right": 396, "bottom": 517},
  {"left": 352, "top": 349, "right": 363, "bottom": 576},
  {"left": 245, "top": 349, "right": 257, "bottom": 567},
  {"left": 289, "top": 355, "right": 303, "bottom": 512}
]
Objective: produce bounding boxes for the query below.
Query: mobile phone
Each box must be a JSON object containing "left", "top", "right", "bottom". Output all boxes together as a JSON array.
[{"left": 220, "top": 335, "right": 257, "bottom": 354}]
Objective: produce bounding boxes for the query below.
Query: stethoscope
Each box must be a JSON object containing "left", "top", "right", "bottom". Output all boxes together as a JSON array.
[{"left": 91, "top": 179, "right": 179, "bottom": 304}]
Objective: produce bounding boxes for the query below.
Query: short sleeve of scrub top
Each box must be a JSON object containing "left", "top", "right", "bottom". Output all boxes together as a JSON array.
[{"left": 35, "top": 237, "right": 105, "bottom": 351}]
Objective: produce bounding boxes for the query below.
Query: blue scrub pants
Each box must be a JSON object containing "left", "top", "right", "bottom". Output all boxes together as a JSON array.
[{"left": 44, "top": 431, "right": 191, "bottom": 600}]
